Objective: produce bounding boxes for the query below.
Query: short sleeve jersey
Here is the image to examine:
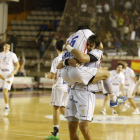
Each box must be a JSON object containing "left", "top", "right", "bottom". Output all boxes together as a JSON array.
[
  {"left": 50, "top": 54, "right": 66, "bottom": 85},
  {"left": 122, "top": 67, "right": 135, "bottom": 86},
  {"left": 62, "top": 29, "right": 94, "bottom": 60},
  {"left": 0, "top": 51, "right": 18, "bottom": 75},
  {"left": 76, "top": 49, "right": 103, "bottom": 92},
  {"left": 110, "top": 70, "right": 125, "bottom": 93}
]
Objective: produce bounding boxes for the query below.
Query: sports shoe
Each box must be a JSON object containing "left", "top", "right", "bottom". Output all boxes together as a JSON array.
[
  {"left": 122, "top": 104, "right": 130, "bottom": 112},
  {"left": 110, "top": 99, "right": 118, "bottom": 108},
  {"left": 100, "top": 110, "right": 106, "bottom": 115},
  {"left": 45, "top": 132, "right": 60, "bottom": 140},
  {"left": 112, "top": 110, "right": 118, "bottom": 115},
  {"left": 117, "top": 96, "right": 127, "bottom": 105},
  {"left": 131, "top": 108, "right": 140, "bottom": 115},
  {"left": 4, "top": 107, "right": 10, "bottom": 116}
]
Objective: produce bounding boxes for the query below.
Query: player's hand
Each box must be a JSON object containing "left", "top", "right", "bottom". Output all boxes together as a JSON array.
[
  {"left": 45, "top": 72, "right": 50, "bottom": 78},
  {"left": 8, "top": 73, "right": 14, "bottom": 78},
  {"left": 63, "top": 42, "right": 70, "bottom": 51},
  {"left": 132, "top": 92, "right": 135, "bottom": 96},
  {"left": 68, "top": 58, "right": 81, "bottom": 67}
]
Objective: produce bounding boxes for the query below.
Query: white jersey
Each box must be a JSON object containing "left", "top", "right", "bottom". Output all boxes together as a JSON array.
[
  {"left": 110, "top": 70, "right": 125, "bottom": 94},
  {"left": 50, "top": 54, "right": 67, "bottom": 86},
  {"left": 73, "top": 49, "right": 103, "bottom": 92},
  {"left": 62, "top": 29, "right": 94, "bottom": 60},
  {"left": 122, "top": 67, "right": 135, "bottom": 87},
  {"left": 0, "top": 51, "right": 18, "bottom": 75}
]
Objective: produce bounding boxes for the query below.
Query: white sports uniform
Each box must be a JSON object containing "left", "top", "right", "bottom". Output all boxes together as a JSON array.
[
  {"left": 122, "top": 67, "right": 136, "bottom": 98},
  {"left": 62, "top": 29, "right": 98, "bottom": 86},
  {"left": 65, "top": 49, "right": 103, "bottom": 121},
  {"left": 110, "top": 70, "right": 125, "bottom": 96},
  {"left": 102, "top": 70, "right": 125, "bottom": 96},
  {"left": 0, "top": 51, "right": 18, "bottom": 90},
  {"left": 50, "top": 54, "right": 68, "bottom": 107}
]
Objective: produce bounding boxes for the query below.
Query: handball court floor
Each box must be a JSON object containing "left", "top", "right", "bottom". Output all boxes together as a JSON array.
[{"left": 0, "top": 90, "right": 140, "bottom": 140}]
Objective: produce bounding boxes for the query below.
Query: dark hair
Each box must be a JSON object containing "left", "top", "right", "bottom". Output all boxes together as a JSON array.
[
  {"left": 56, "top": 40, "right": 64, "bottom": 52},
  {"left": 76, "top": 25, "right": 90, "bottom": 31},
  {"left": 87, "top": 34, "right": 101, "bottom": 48},
  {"left": 117, "top": 63, "right": 124, "bottom": 68},
  {"left": 123, "top": 60, "right": 128, "bottom": 63}
]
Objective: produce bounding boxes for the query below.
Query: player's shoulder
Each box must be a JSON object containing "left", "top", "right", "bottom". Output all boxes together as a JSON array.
[
  {"left": 53, "top": 54, "right": 62, "bottom": 62},
  {"left": 110, "top": 70, "right": 116, "bottom": 74},
  {"left": 120, "top": 72, "right": 125, "bottom": 77},
  {"left": 9, "top": 51, "right": 16, "bottom": 55},
  {"left": 127, "top": 67, "right": 134, "bottom": 72}
]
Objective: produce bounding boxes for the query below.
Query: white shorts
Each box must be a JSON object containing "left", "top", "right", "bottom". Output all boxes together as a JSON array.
[
  {"left": 61, "top": 66, "right": 97, "bottom": 86},
  {"left": 65, "top": 89, "right": 95, "bottom": 121},
  {"left": 50, "top": 84, "right": 68, "bottom": 107},
  {"left": 0, "top": 74, "right": 14, "bottom": 90},
  {"left": 124, "top": 84, "right": 135, "bottom": 98}
]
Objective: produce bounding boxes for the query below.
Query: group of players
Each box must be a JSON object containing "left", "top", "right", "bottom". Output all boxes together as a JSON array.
[
  {"left": 0, "top": 25, "right": 140, "bottom": 140},
  {"left": 44, "top": 25, "right": 140, "bottom": 140}
]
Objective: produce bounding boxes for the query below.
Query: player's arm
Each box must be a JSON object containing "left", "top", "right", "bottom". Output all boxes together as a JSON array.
[
  {"left": 63, "top": 43, "right": 98, "bottom": 63},
  {"left": 133, "top": 79, "right": 140, "bottom": 95},
  {"left": 120, "top": 84, "right": 125, "bottom": 96},
  {"left": 8, "top": 61, "right": 19, "bottom": 78},
  {"left": 45, "top": 72, "right": 55, "bottom": 79},
  {"left": 57, "top": 58, "right": 81, "bottom": 69},
  {"left": 133, "top": 76, "right": 137, "bottom": 84}
]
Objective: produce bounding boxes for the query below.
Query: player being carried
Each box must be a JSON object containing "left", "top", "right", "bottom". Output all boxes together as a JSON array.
[{"left": 57, "top": 25, "right": 126, "bottom": 108}]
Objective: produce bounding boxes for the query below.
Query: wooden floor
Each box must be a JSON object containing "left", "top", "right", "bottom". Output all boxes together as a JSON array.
[{"left": 0, "top": 90, "right": 140, "bottom": 140}]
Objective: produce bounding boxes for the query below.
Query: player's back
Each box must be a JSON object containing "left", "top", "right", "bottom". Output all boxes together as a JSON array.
[{"left": 62, "top": 29, "right": 94, "bottom": 60}]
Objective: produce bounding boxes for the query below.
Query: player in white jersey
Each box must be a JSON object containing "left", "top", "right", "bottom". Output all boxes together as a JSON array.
[
  {"left": 57, "top": 31, "right": 126, "bottom": 140},
  {"left": 101, "top": 63, "right": 125, "bottom": 115},
  {"left": 44, "top": 40, "right": 68, "bottom": 140},
  {"left": 0, "top": 43, "right": 19, "bottom": 116},
  {"left": 122, "top": 60, "right": 140, "bottom": 114}
]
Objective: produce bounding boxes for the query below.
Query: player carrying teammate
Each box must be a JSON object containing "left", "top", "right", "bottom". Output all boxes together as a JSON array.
[{"left": 45, "top": 40, "right": 68, "bottom": 140}]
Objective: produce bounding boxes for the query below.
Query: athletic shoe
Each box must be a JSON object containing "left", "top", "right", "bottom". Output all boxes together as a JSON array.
[
  {"left": 122, "top": 104, "right": 130, "bottom": 112},
  {"left": 4, "top": 107, "right": 10, "bottom": 116},
  {"left": 117, "top": 96, "right": 127, "bottom": 105},
  {"left": 110, "top": 99, "right": 118, "bottom": 108},
  {"left": 112, "top": 110, "right": 118, "bottom": 115},
  {"left": 131, "top": 108, "right": 140, "bottom": 115},
  {"left": 100, "top": 110, "right": 106, "bottom": 115},
  {"left": 45, "top": 133, "right": 60, "bottom": 140}
]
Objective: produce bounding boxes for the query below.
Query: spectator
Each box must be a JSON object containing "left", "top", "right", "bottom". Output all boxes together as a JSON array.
[
  {"left": 124, "top": 15, "right": 130, "bottom": 26},
  {"left": 40, "top": 41, "right": 46, "bottom": 58},
  {"left": 118, "top": 15, "right": 124, "bottom": 27},
  {"left": 96, "top": 2, "right": 103, "bottom": 17},
  {"left": 9, "top": 34, "right": 17, "bottom": 53},
  {"left": 128, "top": 24, "right": 136, "bottom": 47},
  {"left": 114, "top": 38, "right": 122, "bottom": 48},
  {"left": 36, "top": 31, "right": 44, "bottom": 46},
  {"left": 81, "top": 1, "right": 87, "bottom": 12},
  {"left": 40, "top": 21, "right": 47, "bottom": 31},
  {"left": 110, "top": 0, "right": 115, "bottom": 10},
  {"left": 104, "top": 2, "right": 110, "bottom": 17},
  {"left": 135, "top": 25, "right": 140, "bottom": 41},
  {"left": 18, "top": 55, "right": 26, "bottom": 76},
  {"left": 54, "top": 16, "right": 59, "bottom": 31},
  {"left": 124, "top": 0, "right": 132, "bottom": 10},
  {"left": 119, "top": 0, "right": 124, "bottom": 12},
  {"left": 109, "top": 14, "right": 118, "bottom": 34},
  {"left": 96, "top": 16, "right": 104, "bottom": 35},
  {"left": 135, "top": 0, "right": 140, "bottom": 12},
  {"left": 48, "top": 21, "right": 54, "bottom": 31}
]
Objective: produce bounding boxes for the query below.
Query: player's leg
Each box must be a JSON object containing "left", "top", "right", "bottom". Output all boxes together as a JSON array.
[
  {"left": 67, "top": 119, "right": 79, "bottom": 140},
  {"left": 128, "top": 98, "right": 140, "bottom": 114},
  {"left": 60, "top": 107, "right": 65, "bottom": 115},
  {"left": 79, "top": 121, "right": 93, "bottom": 140},
  {"left": 101, "top": 94, "right": 109, "bottom": 115}
]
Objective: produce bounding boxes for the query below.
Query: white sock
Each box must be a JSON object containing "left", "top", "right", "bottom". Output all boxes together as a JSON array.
[
  {"left": 5, "top": 104, "right": 9, "bottom": 108},
  {"left": 109, "top": 92, "right": 116, "bottom": 102}
]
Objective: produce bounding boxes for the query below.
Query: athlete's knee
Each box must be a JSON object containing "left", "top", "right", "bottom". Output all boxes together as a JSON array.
[
  {"left": 79, "top": 122, "right": 90, "bottom": 134},
  {"left": 53, "top": 106, "right": 60, "bottom": 110},
  {"left": 68, "top": 121, "right": 78, "bottom": 133}
]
